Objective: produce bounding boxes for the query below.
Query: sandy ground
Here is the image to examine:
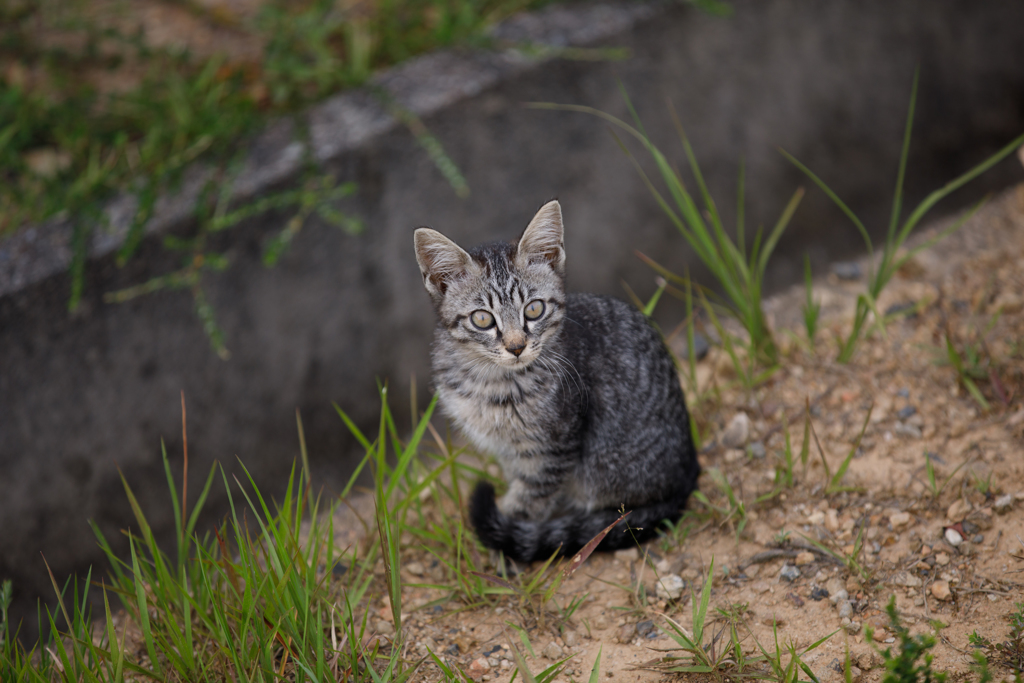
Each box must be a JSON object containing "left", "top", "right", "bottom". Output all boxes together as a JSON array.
[{"left": 338, "top": 181, "right": 1024, "bottom": 683}]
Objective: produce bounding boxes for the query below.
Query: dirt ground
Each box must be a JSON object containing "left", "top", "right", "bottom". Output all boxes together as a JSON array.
[{"left": 339, "top": 178, "right": 1024, "bottom": 683}]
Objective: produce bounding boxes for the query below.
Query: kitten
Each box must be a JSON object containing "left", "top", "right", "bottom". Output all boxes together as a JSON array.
[{"left": 413, "top": 200, "right": 700, "bottom": 563}]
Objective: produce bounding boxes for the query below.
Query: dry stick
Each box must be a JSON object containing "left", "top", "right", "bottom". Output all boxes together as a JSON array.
[{"left": 181, "top": 390, "right": 188, "bottom": 549}]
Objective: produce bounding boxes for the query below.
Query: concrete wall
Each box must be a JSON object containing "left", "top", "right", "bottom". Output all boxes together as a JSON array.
[{"left": 2, "top": 0, "right": 1023, "bottom": 636}]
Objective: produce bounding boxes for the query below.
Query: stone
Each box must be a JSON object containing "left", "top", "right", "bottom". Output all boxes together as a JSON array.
[
  {"left": 894, "top": 422, "right": 922, "bottom": 439},
  {"left": 488, "top": 657, "right": 500, "bottom": 668},
  {"left": 795, "top": 551, "right": 816, "bottom": 566},
  {"left": 405, "top": 560, "right": 425, "bottom": 576},
  {"left": 995, "top": 494, "right": 1014, "bottom": 514},
  {"left": 779, "top": 564, "right": 801, "bottom": 582},
  {"left": 375, "top": 619, "right": 395, "bottom": 636},
  {"left": 829, "top": 589, "right": 849, "bottom": 605},
  {"left": 748, "top": 441, "right": 767, "bottom": 459},
  {"left": 825, "top": 509, "right": 840, "bottom": 532},
  {"left": 843, "top": 620, "right": 862, "bottom": 635},
  {"left": 896, "top": 406, "right": 917, "bottom": 420},
  {"left": 614, "top": 547, "right": 639, "bottom": 561},
  {"left": 636, "top": 620, "right": 656, "bottom": 638},
  {"left": 615, "top": 624, "right": 636, "bottom": 644},
  {"left": 947, "top": 499, "right": 971, "bottom": 522},
  {"left": 825, "top": 577, "right": 846, "bottom": 595},
  {"left": 930, "top": 580, "right": 952, "bottom": 601},
  {"left": 542, "top": 641, "right": 563, "bottom": 660},
  {"left": 944, "top": 527, "right": 964, "bottom": 546},
  {"left": 889, "top": 512, "right": 912, "bottom": 528},
  {"left": 935, "top": 552, "right": 950, "bottom": 566},
  {"left": 656, "top": 574, "right": 685, "bottom": 601},
  {"left": 721, "top": 412, "right": 751, "bottom": 449},
  {"left": 681, "top": 332, "right": 711, "bottom": 361},
  {"left": 838, "top": 601, "right": 853, "bottom": 619},
  {"left": 807, "top": 510, "right": 826, "bottom": 525},
  {"left": 564, "top": 629, "right": 579, "bottom": 647},
  {"left": 469, "top": 657, "right": 491, "bottom": 678},
  {"left": 592, "top": 615, "right": 610, "bottom": 631},
  {"left": 831, "top": 261, "right": 862, "bottom": 280},
  {"left": 891, "top": 572, "right": 922, "bottom": 588},
  {"left": 811, "top": 586, "right": 830, "bottom": 601}
]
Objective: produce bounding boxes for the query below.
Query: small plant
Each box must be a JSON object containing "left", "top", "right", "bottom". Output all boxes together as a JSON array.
[
  {"left": 869, "top": 597, "right": 947, "bottom": 683},
  {"left": 808, "top": 399, "right": 872, "bottom": 495},
  {"left": 970, "top": 602, "right": 1024, "bottom": 673},
  {"left": 656, "top": 557, "right": 831, "bottom": 681},
  {"left": 922, "top": 452, "right": 970, "bottom": 501},
  {"left": 782, "top": 72, "right": 1024, "bottom": 363},
  {"left": 802, "top": 253, "right": 821, "bottom": 343},
  {"left": 692, "top": 468, "right": 749, "bottom": 537},
  {"left": 757, "top": 411, "right": 811, "bottom": 503}
]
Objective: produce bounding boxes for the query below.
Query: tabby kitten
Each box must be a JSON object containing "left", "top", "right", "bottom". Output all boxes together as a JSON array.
[{"left": 414, "top": 200, "right": 700, "bottom": 563}]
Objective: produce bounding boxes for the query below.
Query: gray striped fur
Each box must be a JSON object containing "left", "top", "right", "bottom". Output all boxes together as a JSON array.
[{"left": 414, "top": 200, "right": 699, "bottom": 562}]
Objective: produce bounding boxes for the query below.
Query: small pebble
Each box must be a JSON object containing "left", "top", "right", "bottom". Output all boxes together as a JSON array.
[
  {"left": 944, "top": 528, "right": 964, "bottom": 547},
  {"left": 894, "top": 422, "right": 922, "bottom": 439},
  {"left": 748, "top": 441, "right": 767, "bottom": 459},
  {"left": 831, "top": 261, "right": 862, "bottom": 280},
  {"left": 889, "top": 511, "right": 912, "bottom": 528},
  {"left": 721, "top": 413, "right": 751, "bottom": 449},
  {"left": 947, "top": 499, "right": 971, "bottom": 522},
  {"left": 794, "top": 551, "right": 815, "bottom": 566},
  {"left": 469, "top": 657, "right": 491, "bottom": 677},
  {"left": 930, "top": 580, "right": 952, "bottom": 601},
  {"left": 542, "top": 642, "right": 563, "bottom": 660},
  {"left": 994, "top": 493, "right": 1014, "bottom": 514},
  {"left": 810, "top": 587, "right": 829, "bottom": 601},
  {"left": 896, "top": 406, "right": 917, "bottom": 420},
  {"left": 614, "top": 547, "right": 639, "bottom": 561},
  {"left": 656, "top": 574, "right": 685, "bottom": 601},
  {"left": 406, "top": 561, "right": 425, "bottom": 576},
  {"left": 829, "top": 589, "right": 849, "bottom": 605},
  {"left": 843, "top": 619, "right": 861, "bottom": 635},
  {"left": 636, "top": 620, "right": 656, "bottom": 638},
  {"left": 935, "top": 552, "right": 950, "bottom": 566},
  {"left": 779, "top": 564, "right": 801, "bottom": 582},
  {"left": 838, "top": 601, "right": 853, "bottom": 619},
  {"left": 972, "top": 534, "right": 984, "bottom": 544},
  {"left": 681, "top": 332, "right": 711, "bottom": 361}
]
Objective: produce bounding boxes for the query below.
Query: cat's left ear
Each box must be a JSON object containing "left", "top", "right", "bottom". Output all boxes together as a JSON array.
[{"left": 517, "top": 200, "right": 565, "bottom": 277}]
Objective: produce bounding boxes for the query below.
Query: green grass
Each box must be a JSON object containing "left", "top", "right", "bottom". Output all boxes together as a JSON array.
[
  {"left": 655, "top": 557, "right": 833, "bottom": 682},
  {"left": 0, "top": 0, "right": 553, "bottom": 322},
  {"left": 782, "top": 71, "right": 1024, "bottom": 363},
  {"left": 535, "top": 91, "right": 803, "bottom": 369}
]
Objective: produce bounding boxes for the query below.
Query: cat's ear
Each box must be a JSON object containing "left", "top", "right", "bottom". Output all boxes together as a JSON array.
[
  {"left": 414, "top": 228, "right": 475, "bottom": 300},
  {"left": 517, "top": 200, "right": 565, "bottom": 276}
]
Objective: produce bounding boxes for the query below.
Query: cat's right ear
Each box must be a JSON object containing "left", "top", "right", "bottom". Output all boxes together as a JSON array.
[
  {"left": 414, "top": 228, "right": 475, "bottom": 300},
  {"left": 517, "top": 200, "right": 565, "bottom": 277}
]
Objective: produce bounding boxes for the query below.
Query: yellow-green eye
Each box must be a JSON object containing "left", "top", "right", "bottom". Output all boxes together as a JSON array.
[
  {"left": 524, "top": 300, "right": 545, "bottom": 320},
  {"left": 471, "top": 310, "right": 495, "bottom": 329}
]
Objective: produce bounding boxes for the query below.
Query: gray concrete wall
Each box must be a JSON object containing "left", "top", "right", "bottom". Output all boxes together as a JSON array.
[{"left": 2, "top": 0, "right": 1023, "bottom": 637}]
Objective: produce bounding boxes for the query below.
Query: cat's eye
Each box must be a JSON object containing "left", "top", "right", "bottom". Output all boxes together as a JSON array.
[
  {"left": 524, "top": 300, "right": 545, "bottom": 320},
  {"left": 470, "top": 310, "right": 495, "bottom": 329}
]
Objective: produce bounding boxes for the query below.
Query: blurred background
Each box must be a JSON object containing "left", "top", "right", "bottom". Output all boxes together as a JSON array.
[{"left": 1, "top": 0, "right": 1023, "bottom": 641}]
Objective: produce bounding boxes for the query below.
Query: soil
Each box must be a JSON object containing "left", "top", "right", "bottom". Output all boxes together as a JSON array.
[{"left": 333, "top": 179, "right": 1024, "bottom": 683}]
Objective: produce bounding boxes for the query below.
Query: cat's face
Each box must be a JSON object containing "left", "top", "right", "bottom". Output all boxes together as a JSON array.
[{"left": 414, "top": 201, "right": 566, "bottom": 372}]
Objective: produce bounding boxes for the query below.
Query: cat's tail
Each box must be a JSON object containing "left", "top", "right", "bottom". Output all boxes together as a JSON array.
[{"left": 469, "top": 482, "right": 685, "bottom": 564}]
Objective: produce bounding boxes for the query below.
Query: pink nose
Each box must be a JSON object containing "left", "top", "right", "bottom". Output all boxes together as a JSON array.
[{"left": 506, "top": 343, "right": 525, "bottom": 357}]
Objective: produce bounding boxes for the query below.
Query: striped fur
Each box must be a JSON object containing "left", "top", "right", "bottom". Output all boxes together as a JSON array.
[{"left": 414, "top": 200, "right": 700, "bottom": 563}]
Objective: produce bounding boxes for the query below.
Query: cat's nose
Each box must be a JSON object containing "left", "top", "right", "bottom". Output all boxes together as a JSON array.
[{"left": 506, "top": 342, "right": 525, "bottom": 357}]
